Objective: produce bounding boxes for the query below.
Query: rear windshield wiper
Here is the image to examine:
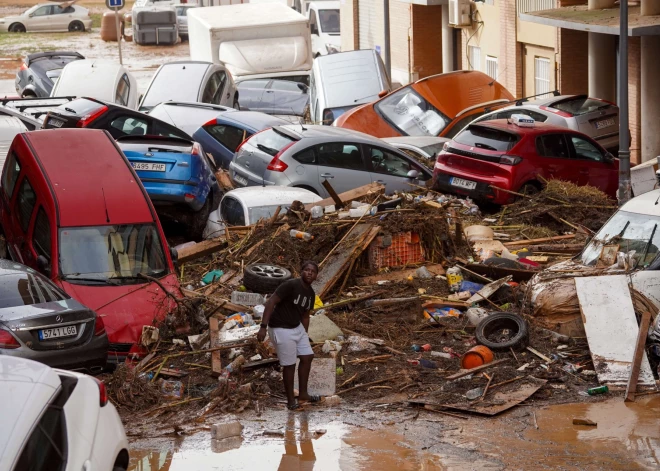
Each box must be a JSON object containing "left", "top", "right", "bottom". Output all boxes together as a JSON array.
[
  {"left": 474, "top": 143, "right": 497, "bottom": 151},
  {"left": 636, "top": 223, "right": 657, "bottom": 269},
  {"left": 256, "top": 143, "right": 279, "bottom": 156}
]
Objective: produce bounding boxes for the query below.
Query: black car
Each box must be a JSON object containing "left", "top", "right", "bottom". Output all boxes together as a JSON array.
[
  {"left": 15, "top": 51, "right": 84, "bottom": 98},
  {"left": 42, "top": 97, "right": 193, "bottom": 141},
  {"left": 0, "top": 259, "right": 108, "bottom": 374}
]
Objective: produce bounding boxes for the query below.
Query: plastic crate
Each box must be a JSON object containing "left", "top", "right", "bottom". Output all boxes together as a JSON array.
[{"left": 368, "top": 231, "right": 425, "bottom": 269}]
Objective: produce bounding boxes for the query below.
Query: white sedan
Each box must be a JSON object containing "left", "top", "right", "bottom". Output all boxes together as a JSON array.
[
  {"left": 0, "top": 2, "right": 92, "bottom": 33},
  {"left": 0, "top": 356, "right": 129, "bottom": 471}
]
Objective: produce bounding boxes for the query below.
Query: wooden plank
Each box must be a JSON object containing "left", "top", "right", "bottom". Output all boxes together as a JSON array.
[
  {"left": 503, "top": 234, "right": 575, "bottom": 247},
  {"left": 304, "top": 182, "right": 385, "bottom": 211},
  {"left": 575, "top": 275, "right": 655, "bottom": 387},
  {"left": 526, "top": 346, "right": 552, "bottom": 363},
  {"left": 177, "top": 237, "right": 228, "bottom": 263},
  {"left": 467, "top": 276, "right": 512, "bottom": 304},
  {"left": 312, "top": 223, "right": 375, "bottom": 299},
  {"left": 209, "top": 313, "right": 223, "bottom": 377},
  {"left": 322, "top": 179, "right": 344, "bottom": 208},
  {"left": 422, "top": 299, "right": 471, "bottom": 309},
  {"left": 356, "top": 264, "right": 445, "bottom": 286},
  {"left": 181, "top": 289, "right": 249, "bottom": 313},
  {"left": 625, "top": 309, "right": 653, "bottom": 402},
  {"left": 214, "top": 169, "right": 235, "bottom": 192},
  {"left": 445, "top": 359, "right": 508, "bottom": 380},
  {"left": 464, "top": 263, "right": 536, "bottom": 283}
]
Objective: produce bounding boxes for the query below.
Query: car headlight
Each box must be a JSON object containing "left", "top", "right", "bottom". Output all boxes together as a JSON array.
[{"left": 326, "top": 44, "right": 340, "bottom": 54}]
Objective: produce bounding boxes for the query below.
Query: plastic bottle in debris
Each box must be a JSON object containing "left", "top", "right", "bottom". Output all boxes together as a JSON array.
[
  {"left": 225, "top": 355, "right": 246, "bottom": 374},
  {"left": 431, "top": 351, "right": 452, "bottom": 359},
  {"left": 310, "top": 206, "right": 323, "bottom": 219},
  {"left": 466, "top": 307, "right": 489, "bottom": 326},
  {"left": 446, "top": 267, "right": 464, "bottom": 293},
  {"left": 290, "top": 230, "right": 314, "bottom": 241}
]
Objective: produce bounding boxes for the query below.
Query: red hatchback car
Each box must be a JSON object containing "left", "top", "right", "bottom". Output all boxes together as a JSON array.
[
  {"left": 0, "top": 128, "right": 182, "bottom": 362},
  {"left": 432, "top": 118, "right": 619, "bottom": 205}
]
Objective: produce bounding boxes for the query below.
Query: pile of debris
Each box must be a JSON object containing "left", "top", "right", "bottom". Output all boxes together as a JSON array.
[{"left": 103, "top": 180, "right": 658, "bottom": 437}]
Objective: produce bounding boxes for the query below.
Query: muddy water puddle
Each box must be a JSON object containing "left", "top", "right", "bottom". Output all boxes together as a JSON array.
[{"left": 128, "top": 397, "right": 660, "bottom": 471}]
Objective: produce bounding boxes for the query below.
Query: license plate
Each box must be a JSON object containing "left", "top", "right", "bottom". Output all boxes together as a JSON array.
[
  {"left": 595, "top": 118, "right": 615, "bottom": 129},
  {"left": 450, "top": 177, "right": 477, "bottom": 190},
  {"left": 233, "top": 173, "right": 248, "bottom": 186},
  {"left": 39, "top": 325, "right": 77, "bottom": 340},
  {"left": 132, "top": 163, "right": 166, "bottom": 172},
  {"left": 48, "top": 118, "right": 64, "bottom": 128}
]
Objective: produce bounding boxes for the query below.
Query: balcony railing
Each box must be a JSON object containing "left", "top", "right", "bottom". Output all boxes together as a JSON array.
[{"left": 517, "top": 0, "right": 556, "bottom": 14}]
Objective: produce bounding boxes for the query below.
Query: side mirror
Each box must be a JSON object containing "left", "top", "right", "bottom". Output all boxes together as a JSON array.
[
  {"left": 36, "top": 255, "right": 51, "bottom": 277},
  {"left": 406, "top": 169, "right": 419, "bottom": 179},
  {"left": 378, "top": 90, "right": 389, "bottom": 98},
  {"left": 297, "top": 83, "right": 308, "bottom": 94}
]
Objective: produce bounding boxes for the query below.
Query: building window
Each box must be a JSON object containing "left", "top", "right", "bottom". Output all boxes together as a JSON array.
[
  {"left": 484, "top": 0, "right": 495, "bottom": 5},
  {"left": 517, "top": 0, "right": 556, "bottom": 14},
  {"left": 534, "top": 57, "right": 551, "bottom": 98},
  {"left": 486, "top": 56, "right": 498, "bottom": 80},
  {"left": 468, "top": 46, "right": 481, "bottom": 71}
]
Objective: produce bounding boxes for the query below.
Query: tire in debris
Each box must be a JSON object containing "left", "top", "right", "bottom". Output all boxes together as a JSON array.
[
  {"left": 475, "top": 312, "right": 529, "bottom": 352},
  {"left": 243, "top": 263, "right": 292, "bottom": 294}
]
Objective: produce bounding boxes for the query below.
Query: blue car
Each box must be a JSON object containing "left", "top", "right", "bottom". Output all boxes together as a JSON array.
[
  {"left": 192, "top": 111, "right": 291, "bottom": 169},
  {"left": 117, "top": 135, "right": 220, "bottom": 240}
]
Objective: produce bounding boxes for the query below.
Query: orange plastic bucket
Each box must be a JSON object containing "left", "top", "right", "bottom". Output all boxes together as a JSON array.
[{"left": 461, "top": 345, "right": 494, "bottom": 370}]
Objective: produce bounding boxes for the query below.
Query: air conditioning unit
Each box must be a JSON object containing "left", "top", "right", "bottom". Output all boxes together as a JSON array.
[{"left": 449, "top": 0, "right": 472, "bottom": 27}]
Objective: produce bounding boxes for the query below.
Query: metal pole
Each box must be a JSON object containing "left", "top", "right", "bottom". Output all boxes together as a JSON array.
[
  {"left": 384, "top": 0, "right": 391, "bottom": 79},
  {"left": 617, "top": 0, "right": 630, "bottom": 205},
  {"left": 114, "top": 6, "right": 123, "bottom": 65}
]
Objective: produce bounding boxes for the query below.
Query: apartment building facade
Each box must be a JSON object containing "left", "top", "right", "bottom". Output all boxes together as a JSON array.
[{"left": 339, "top": 0, "right": 657, "bottom": 163}]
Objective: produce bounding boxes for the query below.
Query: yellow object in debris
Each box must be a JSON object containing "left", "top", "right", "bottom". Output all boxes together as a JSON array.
[{"left": 314, "top": 295, "right": 324, "bottom": 309}]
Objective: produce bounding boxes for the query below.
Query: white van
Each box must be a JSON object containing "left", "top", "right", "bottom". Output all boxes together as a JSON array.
[
  {"left": 307, "top": 1, "right": 340, "bottom": 57},
  {"left": 50, "top": 60, "right": 139, "bottom": 109},
  {"left": 310, "top": 49, "right": 391, "bottom": 125},
  {"left": 188, "top": 3, "right": 312, "bottom": 85}
]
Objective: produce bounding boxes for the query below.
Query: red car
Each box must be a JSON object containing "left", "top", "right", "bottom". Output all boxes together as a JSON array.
[
  {"left": 0, "top": 128, "right": 182, "bottom": 362},
  {"left": 432, "top": 118, "right": 619, "bottom": 205}
]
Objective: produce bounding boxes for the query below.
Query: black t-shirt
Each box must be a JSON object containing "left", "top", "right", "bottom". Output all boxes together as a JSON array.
[{"left": 268, "top": 278, "right": 315, "bottom": 329}]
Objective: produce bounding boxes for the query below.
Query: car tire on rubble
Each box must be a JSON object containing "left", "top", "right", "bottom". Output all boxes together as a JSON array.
[
  {"left": 243, "top": 263, "right": 292, "bottom": 294},
  {"left": 475, "top": 312, "right": 529, "bottom": 352}
]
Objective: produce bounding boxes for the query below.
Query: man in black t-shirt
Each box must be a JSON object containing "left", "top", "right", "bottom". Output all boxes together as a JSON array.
[{"left": 257, "top": 260, "right": 319, "bottom": 411}]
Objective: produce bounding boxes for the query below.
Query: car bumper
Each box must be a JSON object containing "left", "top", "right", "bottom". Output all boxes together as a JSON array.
[
  {"left": 228, "top": 162, "right": 290, "bottom": 187},
  {"left": 83, "top": 18, "right": 93, "bottom": 29},
  {"left": 0, "top": 23, "right": 9, "bottom": 33},
  {"left": 141, "top": 180, "right": 209, "bottom": 211},
  {"left": 432, "top": 168, "right": 514, "bottom": 205},
  {"left": 0, "top": 332, "right": 108, "bottom": 374}
]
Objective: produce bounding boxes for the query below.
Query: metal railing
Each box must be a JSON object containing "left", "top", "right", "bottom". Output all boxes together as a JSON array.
[{"left": 517, "top": 0, "right": 556, "bottom": 14}]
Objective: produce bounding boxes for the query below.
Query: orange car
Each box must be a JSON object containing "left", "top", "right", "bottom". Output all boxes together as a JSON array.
[{"left": 334, "top": 70, "right": 514, "bottom": 139}]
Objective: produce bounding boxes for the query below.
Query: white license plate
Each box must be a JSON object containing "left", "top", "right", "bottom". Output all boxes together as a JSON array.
[
  {"left": 595, "top": 118, "right": 615, "bottom": 130},
  {"left": 233, "top": 173, "right": 248, "bottom": 186},
  {"left": 132, "top": 163, "right": 166, "bottom": 172},
  {"left": 48, "top": 118, "right": 64, "bottom": 128},
  {"left": 39, "top": 325, "right": 77, "bottom": 340},
  {"left": 450, "top": 177, "right": 477, "bottom": 190}
]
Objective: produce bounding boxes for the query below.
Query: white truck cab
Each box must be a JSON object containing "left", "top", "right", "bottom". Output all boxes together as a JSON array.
[{"left": 307, "top": 1, "right": 340, "bottom": 57}]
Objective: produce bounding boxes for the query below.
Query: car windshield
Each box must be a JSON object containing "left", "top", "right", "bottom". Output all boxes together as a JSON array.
[
  {"left": 319, "top": 9, "right": 340, "bottom": 33},
  {"left": 248, "top": 128, "right": 296, "bottom": 157},
  {"left": 59, "top": 224, "right": 168, "bottom": 284},
  {"left": 375, "top": 87, "right": 449, "bottom": 137},
  {"left": 454, "top": 126, "right": 519, "bottom": 152},
  {"left": 24, "top": 5, "right": 40, "bottom": 15},
  {"left": 580, "top": 211, "right": 660, "bottom": 267},
  {"left": 248, "top": 205, "right": 293, "bottom": 224},
  {"left": 0, "top": 271, "right": 68, "bottom": 310}
]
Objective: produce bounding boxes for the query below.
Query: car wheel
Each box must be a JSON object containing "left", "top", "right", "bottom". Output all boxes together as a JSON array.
[
  {"left": 475, "top": 312, "right": 529, "bottom": 352},
  {"left": 9, "top": 23, "right": 26, "bottom": 33},
  {"left": 186, "top": 195, "right": 212, "bottom": 241},
  {"left": 233, "top": 97, "right": 239, "bottom": 110},
  {"left": 518, "top": 183, "right": 540, "bottom": 198},
  {"left": 68, "top": 20, "right": 85, "bottom": 32},
  {"left": 21, "top": 90, "right": 37, "bottom": 98},
  {"left": 243, "top": 263, "right": 292, "bottom": 294}
]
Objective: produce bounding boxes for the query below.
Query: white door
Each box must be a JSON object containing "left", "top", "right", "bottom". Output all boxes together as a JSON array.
[{"left": 27, "top": 5, "right": 52, "bottom": 31}]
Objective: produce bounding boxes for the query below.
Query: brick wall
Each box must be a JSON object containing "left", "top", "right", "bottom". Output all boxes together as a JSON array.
[
  {"left": 557, "top": 28, "right": 588, "bottom": 95},
  {"left": 499, "top": 0, "right": 523, "bottom": 97},
  {"left": 628, "top": 36, "right": 641, "bottom": 164},
  {"left": 411, "top": 4, "right": 444, "bottom": 79}
]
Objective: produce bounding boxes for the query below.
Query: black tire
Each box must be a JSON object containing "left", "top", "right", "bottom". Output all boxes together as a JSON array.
[
  {"left": 475, "top": 312, "right": 529, "bottom": 352},
  {"left": 243, "top": 263, "right": 292, "bottom": 293},
  {"left": 233, "top": 97, "right": 239, "bottom": 110},
  {"left": 68, "top": 20, "right": 85, "bottom": 32},
  {"left": 9, "top": 23, "right": 26, "bottom": 33},
  {"left": 186, "top": 195, "right": 212, "bottom": 241},
  {"left": 518, "top": 183, "right": 540, "bottom": 197}
]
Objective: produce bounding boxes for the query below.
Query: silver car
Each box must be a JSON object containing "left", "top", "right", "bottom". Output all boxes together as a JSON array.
[
  {"left": 470, "top": 94, "right": 620, "bottom": 153},
  {"left": 382, "top": 136, "right": 450, "bottom": 161},
  {"left": 229, "top": 125, "right": 433, "bottom": 197},
  {"left": 0, "top": 3, "right": 92, "bottom": 33},
  {"left": 174, "top": 4, "right": 195, "bottom": 39}
]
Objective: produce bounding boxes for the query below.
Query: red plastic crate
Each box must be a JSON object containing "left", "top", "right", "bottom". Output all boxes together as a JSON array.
[{"left": 368, "top": 231, "right": 425, "bottom": 269}]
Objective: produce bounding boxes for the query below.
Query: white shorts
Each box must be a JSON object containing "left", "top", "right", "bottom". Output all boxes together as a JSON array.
[{"left": 269, "top": 324, "right": 314, "bottom": 366}]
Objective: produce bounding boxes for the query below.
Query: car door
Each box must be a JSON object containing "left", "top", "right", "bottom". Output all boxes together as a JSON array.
[
  {"left": 28, "top": 5, "right": 52, "bottom": 31},
  {"left": 315, "top": 142, "right": 370, "bottom": 197},
  {"left": 1, "top": 151, "right": 22, "bottom": 259},
  {"left": 10, "top": 175, "right": 38, "bottom": 266},
  {"left": 364, "top": 145, "right": 429, "bottom": 193},
  {"left": 309, "top": 8, "right": 322, "bottom": 55},
  {"left": 535, "top": 133, "right": 576, "bottom": 183},
  {"left": 567, "top": 133, "right": 617, "bottom": 195},
  {"left": 50, "top": 4, "right": 70, "bottom": 31}
]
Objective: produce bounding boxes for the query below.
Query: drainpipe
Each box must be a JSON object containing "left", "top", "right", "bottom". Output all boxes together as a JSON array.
[
  {"left": 442, "top": 3, "right": 454, "bottom": 73},
  {"left": 384, "top": 0, "right": 392, "bottom": 79},
  {"left": 617, "top": 0, "right": 630, "bottom": 204}
]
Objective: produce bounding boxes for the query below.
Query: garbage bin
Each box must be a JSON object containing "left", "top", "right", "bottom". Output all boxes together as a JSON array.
[{"left": 100, "top": 11, "right": 124, "bottom": 42}]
